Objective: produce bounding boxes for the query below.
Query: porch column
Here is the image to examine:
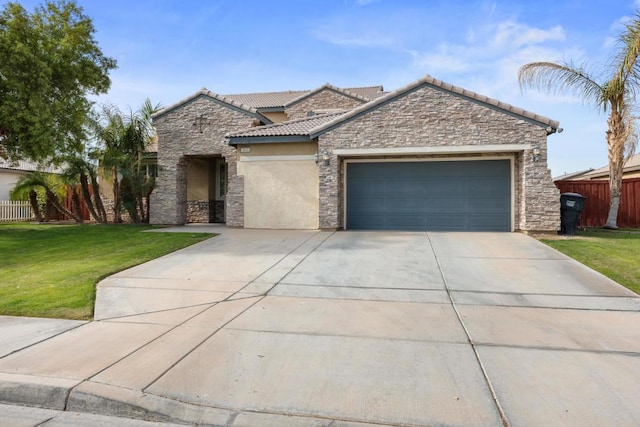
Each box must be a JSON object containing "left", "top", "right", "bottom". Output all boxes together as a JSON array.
[{"left": 150, "top": 157, "right": 188, "bottom": 225}]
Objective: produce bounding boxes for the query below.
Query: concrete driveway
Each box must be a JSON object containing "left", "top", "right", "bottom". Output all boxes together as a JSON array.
[{"left": 0, "top": 228, "right": 639, "bottom": 426}]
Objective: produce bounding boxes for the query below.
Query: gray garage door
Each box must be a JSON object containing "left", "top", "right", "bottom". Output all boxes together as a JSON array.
[{"left": 346, "top": 160, "right": 511, "bottom": 231}]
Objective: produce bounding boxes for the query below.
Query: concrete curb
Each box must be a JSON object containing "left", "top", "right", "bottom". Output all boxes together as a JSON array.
[
  {"left": 67, "top": 381, "right": 233, "bottom": 425},
  {"left": 65, "top": 381, "right": 394, "bottom": 426},
  {"left": 0, "top": 373, "right": 81, "bottom": 410}
]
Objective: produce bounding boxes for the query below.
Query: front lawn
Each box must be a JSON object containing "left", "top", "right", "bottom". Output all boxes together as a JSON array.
[
  {"left": 539, "top": 230, "right": 640, "bottom": 295},
  {"left": 0, "top": 223, "right": 213, "bottom": 319}
]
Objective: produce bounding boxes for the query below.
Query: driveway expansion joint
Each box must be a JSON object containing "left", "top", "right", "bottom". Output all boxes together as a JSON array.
[{"left": 426, "top": 232, "right": 511, "bottom": 427}]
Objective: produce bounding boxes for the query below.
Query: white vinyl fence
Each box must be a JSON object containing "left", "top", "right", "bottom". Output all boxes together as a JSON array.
[{"left": 0, "top": 201, "right": 33, "bottom": 222}]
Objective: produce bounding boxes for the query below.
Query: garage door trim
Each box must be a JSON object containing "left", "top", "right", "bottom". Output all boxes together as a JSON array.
[{"left": 343, "top": 156, "right": 515, "bottom": 231}]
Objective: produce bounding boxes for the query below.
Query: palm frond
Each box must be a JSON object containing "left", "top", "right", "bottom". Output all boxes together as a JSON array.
[
  {"left": 518, "top": 61, "right": 605, "bottom": 108},
  {"left": 9, "top": 171, "right": 65, "bottom": 201},
  {"left": 10, "top": 172, "right": 46, "bottom": 201},
  {"left": 616, "top": 13, "right": 640, "bottom": 92}
]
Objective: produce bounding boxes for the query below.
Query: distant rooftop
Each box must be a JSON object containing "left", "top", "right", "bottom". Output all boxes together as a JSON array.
[
  {"left": 0, "top": 158, "right": 64, "bottom": 174},
  {"left": 554, "top": 152, "right": 640, "bottom": 181},
  {"left": 223, "top": 85, "right": 386, "bottom": 109}
]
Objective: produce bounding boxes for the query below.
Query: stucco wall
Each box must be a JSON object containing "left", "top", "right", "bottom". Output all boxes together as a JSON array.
[
  {"left": 238, "top": 142, "right": 319, "bottom": 229},
  {"left": 150, "top": 96, "right": 257, "bottom": 225},
  {"left": 0, "top": 170, "right": 24, "bottom": 200},
  {"left": 317, "top": 84, "right": 560, "bottom": 231},
  {"left": 260, "top": 111, "right": 289, "bottom": 123},
  {"left": 186, "top": 158, "right": 210, "bottom": 200},
  {"left": 285, "top": 89, "right": 367, "bottom": 120}
]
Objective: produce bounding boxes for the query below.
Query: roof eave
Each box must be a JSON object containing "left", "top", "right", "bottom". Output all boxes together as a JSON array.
[
  {"left": 256, "top": 106, "right": 286, "bottom": 113},
  {"left": 151, "top": 90, "right": 273, "bottom": 125},
  {"left": 228, "top": 135, "right": 314, "bottom": 146}
]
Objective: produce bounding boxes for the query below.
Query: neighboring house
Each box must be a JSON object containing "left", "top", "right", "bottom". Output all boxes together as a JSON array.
[
  {"left": 0, "top": 158, "right": 63, "bottom": 200},
  {"left": 553, "top": 169, "right": 595, "bottom": 181},
  {"left": 150, "top": 74, "right": 561, "bottom": 232},
  {"left": 556, "top": 152, "right": 640, "bottom": 181}
]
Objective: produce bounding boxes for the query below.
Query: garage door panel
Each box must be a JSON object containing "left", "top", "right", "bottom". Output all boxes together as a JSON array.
[
  {"left": 385, "top": 198, "right": 428, "bottom": 212},
  {"left": 469, "top": 214, "right": 512, "bottom": 230},
  {"left": 386, "top": 215, "right": 428, "bottom": 229},
  {"left": 348, "top": 197, "right": 385, "bottom": 212},
  {"left": 423, "top": 199, "right": 467, "bottom": 214},
  {"left": 347, "top": 215, "right": 389, "bottom": 229},
  {"left": 424, "top": 178, "right": 466, "bottom": 194},
  {"left": 469, "top": 177, "right": 509, "bottom": 194},
  {"left": 348, "top": 180, "right": 384, "bottom": 196},
  {"left": 390, "top": 180, "right": 429, "bottom": 195},
  {"left": 427, "top": 214, "right": 468, "bottom": 230},
  {"left": 346, "top": 160, "right": 511, "bottom": 231},
  {"left": 468, "top": 197, "right": 511, "bottom": 212}
]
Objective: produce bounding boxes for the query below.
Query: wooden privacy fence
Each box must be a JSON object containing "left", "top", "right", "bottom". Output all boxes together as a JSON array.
[
  {"left": 47, "top": 185, "right": 92, "bottom": 221},
  {"left": 555, "top": 178, "right": 640, "bottom": 227},
  {"left": 0, "top": 200, "right": 33, "bottom": 222}
]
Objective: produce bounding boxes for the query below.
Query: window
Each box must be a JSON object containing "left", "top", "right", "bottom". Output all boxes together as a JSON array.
[
  {"left": 216, "top": 159, "right": 227, "bottom": 200},
  {"left": 144, "top": 163, "right": 158, "bottom": 178}
]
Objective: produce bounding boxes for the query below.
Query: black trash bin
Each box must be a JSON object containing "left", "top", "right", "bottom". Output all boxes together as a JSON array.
[{"left": 560, "top": 193, "right": 586, "bottom": 235}]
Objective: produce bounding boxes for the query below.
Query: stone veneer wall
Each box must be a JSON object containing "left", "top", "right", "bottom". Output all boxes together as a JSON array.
[
  {"left": 185, "top": 200, "right": 225, "bottom": 223},
  {"left": 317, "top": 84, "right": 560, "bottom": 231},
  {"left": 150, "top": 96, "right": 258, "bottom": 226},
  {"left": 285, "top": 89, "right": 367, "bottom": 120},
  {"left": 186, "top": 200, "right": 209, "bottom": 223}
]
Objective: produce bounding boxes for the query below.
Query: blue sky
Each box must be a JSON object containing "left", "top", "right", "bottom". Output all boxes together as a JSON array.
[{"left": 12, "top": 0, "right": 640, "bottom": 176}]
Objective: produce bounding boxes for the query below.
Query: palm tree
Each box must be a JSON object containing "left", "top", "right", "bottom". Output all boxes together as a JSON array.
[
  {"left": 92, "top": 99, "right": 160, "bottom": 223},
  {"left": 518, "top": 17, "right": 640, "bottom": 229},
  {"left": 10, "top": 174, "right": 44, "bottom": 222},
  {"left": 11, "top": 171, "right": 82, "bottom": 223}
]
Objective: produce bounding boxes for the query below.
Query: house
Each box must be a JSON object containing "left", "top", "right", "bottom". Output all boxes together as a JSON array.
[
  {"left": 0, "top": 158, "right": 63, "bottom": 200},
  {"left": 150, "top": 74, "right": 561, "bottom": 232},
  {"left": 555, "top": 152, "right": 640, "bottom": 181}
]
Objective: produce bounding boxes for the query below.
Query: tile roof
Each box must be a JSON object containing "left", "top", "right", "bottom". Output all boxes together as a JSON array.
[
  {"left": 344, "top": 86, "right": 386, "bottom": 100},
  {"left": 223, "top": 85, "right": 386, "bottom": 109},
  {"left": 223, "top": 90, "right": 309, "bottom": 109},
  {"left": 227, "top": 111, "right": 347, "bottom": 142},
  {"left": 308, "top": 74, "right": 560, "bottom": 138},
  {"left": 152, "top": 85, "right": 387, "bottom": 116},
  {"left": 574, "top": 152, "right": 640, "bottom": 179},
  {"left": 553, "top": 169, "right": 595, "bottom": 181},
  {"left": 151, "top": 88, "right": 273, "bottom": 123},
  {"left": 0, "top": 158, "right": 64, "bottom": 174},
  {"left": 283, "top": 84, "right": 373, "bottom": 107}
]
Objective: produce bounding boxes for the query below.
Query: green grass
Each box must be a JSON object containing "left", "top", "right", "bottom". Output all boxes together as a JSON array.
[
  {"left": 539, "top": 230, "right": 640, "bottom": 295},
  {"left": 0, "top": 223, "right": 213, "bottom": 320}
]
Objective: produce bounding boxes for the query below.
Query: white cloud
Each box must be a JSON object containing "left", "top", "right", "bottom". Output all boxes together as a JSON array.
[
  {"left": 310, "top": 20, "right": 397, "bottom": 49},
  {"left": 404, "top": 20, "right": 584, "bottom": 106},
  {"left": 411, "top": 51, "right": 470, "bottom": 73},
  {"left": 312, "top": 32, "right": 395, "bottom": 48},
  {"left": 490, "top": 22, "right": 565, "bottom": 49}
]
